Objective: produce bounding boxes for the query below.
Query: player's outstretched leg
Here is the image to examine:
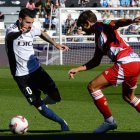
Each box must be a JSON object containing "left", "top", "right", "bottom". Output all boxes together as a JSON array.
[
  {"left": 38, "top": 104, "right": 69, "bottom": 132},
  {"left": 43, "top": 96, "right": 57, "bottom": 104},
  {"left": 90, "top": 90, "right": 117, "bottom": 133}
]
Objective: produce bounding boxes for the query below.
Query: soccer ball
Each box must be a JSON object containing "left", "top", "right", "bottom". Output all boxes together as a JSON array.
[{"left": 9, "top": 115, "right": 28, "bottom": 134}]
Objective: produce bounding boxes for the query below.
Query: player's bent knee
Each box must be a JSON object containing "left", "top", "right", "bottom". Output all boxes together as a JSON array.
[
  {"left": 54, "top": 96, "right": 61, "bottom": 102},
  {"left": 122, "top": 94, "right": 132, "bottom": 103},
  {"left": 122, "top": 95, "right": 127, "bottom": 102},
  {"left": 51, "top": 92, "right": 61, "bottom": 102},
  {"left": 87, "top": 81, "right": 96, "bottom": 93},
  {"left": 46, "top": 87, "right": 61, "bottom": 102},
  {"left": 48, "top": 94, "right": 61, "bottom": 102}
]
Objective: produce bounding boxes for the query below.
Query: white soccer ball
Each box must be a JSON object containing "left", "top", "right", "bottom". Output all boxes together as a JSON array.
[{"left": 9, "top": 115, "right": 28, "bottom": 134}]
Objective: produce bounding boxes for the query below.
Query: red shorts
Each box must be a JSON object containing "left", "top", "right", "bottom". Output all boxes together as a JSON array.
[{"left": 102, "top": 62, "right": 140, "bottom": 89}]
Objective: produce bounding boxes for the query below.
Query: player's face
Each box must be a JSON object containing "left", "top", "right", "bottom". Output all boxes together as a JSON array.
[
  {"left": 19, "top": 16, "right": 34, "bottom": 31},
  {"left": 81, "top": 21, "right": 95, "bottom": 34},
  {"left": 82, "top": 23, "right": 91, "bottom": 30}
]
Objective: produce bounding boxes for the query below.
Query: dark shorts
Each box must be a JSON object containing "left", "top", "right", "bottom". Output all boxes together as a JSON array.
[{"left": 13, "top": 67, "right": 61, "bottom": 106}]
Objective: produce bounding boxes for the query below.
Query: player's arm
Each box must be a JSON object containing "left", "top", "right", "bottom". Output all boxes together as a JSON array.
[
  {"left": 112, "top": 16, "right": 140, "bottom": 29},
  {"left": 83, "top": 46, "right": 103, "bottom": 70},
  {"left": 6, "top": 26, "right": 29, "bottom": 41},
  {"left": 6, "top": 31, "right": 22, "bottom": 41},
  {"left": 40, "top": 31, "right": 69, "bottom": 51},
  {"left": 68, "top": 47, "right": 103, "bottom": 79}
]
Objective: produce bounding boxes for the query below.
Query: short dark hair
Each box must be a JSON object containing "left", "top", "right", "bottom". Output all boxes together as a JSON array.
[
  {"left": 77, "top": 10, "right": 97, "bottom": 27},
  {"left": 19, "top": 8, "right": 36, "bottom": 19}
]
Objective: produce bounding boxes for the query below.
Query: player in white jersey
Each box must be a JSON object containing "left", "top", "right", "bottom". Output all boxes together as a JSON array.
[
  {"left": 68, "top": 10, "right": 140, "bottom": 133},
  {"left": 5, "top": 8, "right": 69, "bottom": 131}
]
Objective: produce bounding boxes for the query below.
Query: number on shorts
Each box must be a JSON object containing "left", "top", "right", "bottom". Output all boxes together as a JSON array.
[{"left": 26, "top": 87, "right": 32, "bottom": 95}]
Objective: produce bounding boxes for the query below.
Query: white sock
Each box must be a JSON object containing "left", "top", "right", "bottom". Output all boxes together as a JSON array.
[{"left": 105, "top": 116, "right": 114, "bottom": 123}]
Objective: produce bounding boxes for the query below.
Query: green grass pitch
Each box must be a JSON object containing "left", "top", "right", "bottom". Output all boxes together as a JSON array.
[{"left": 0, "top": 64, "right": 140, "bottom": 136}]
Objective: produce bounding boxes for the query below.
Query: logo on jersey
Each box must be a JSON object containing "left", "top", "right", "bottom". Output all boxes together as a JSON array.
[
  {"left": 19, "top": 36, "right": 23, "bottom": 39},
  {"left": 18, "top": 41, "right": 33, "bottom": 46},
  {"left": 103, "top": 20, "right": 111, "bottom": 25},
  {"left": 105, "top": 71, "right": 109, "bottom": 75}
]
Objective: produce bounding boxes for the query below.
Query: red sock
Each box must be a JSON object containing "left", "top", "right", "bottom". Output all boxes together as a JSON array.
[
  {"left": 130, "top": 97, "right": 140, "bottom": 112},
  {"left": 91, "top": 90, "right": 112, "bottom": 119}
]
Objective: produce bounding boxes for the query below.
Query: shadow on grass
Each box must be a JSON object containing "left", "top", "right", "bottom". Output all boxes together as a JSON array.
[
  {"left": 28, "top": 129, "right": 61, "bottom": 133},
  {"left": 0, "top": 129, "right": 9, "bottom": 132},
  {"left": 0, "top": 130, "right": 140, "bottom": 140}
]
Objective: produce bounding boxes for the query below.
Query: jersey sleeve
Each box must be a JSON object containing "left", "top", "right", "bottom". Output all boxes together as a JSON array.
[
  {"left": 6, "top": 24, "right": 18, "bottom": 35},
  {"left": 103, "top": 20, "right": 118, "bottom": 30}
]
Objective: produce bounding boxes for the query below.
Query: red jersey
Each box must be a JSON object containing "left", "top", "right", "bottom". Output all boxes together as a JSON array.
[{"left": 94, "top": 20, "right": 140, "bottom": 63}]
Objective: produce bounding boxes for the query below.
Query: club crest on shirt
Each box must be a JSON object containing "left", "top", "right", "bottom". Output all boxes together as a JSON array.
[
  {"left": 103, "top": 20, "right": 111, "bottom": 25},
  {"left": 105, "top": 71, "right": 109, "bottom": 75}
]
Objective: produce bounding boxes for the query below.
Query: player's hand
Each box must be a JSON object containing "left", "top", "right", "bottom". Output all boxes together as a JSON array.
[
  {"left": 133, "top": 16, "right": 140, "bottom": 23},
  {"left": 55, "top": 44, "right": 69, "bottom": 51},
  {"left": 20, "top": 26, "right": 30, "bottom": 33},
  {"left": 68, "top": 69, "right": 78, "bottom": 79}
]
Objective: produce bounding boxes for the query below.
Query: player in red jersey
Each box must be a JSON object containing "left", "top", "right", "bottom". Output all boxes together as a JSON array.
[{"left": 68, "top": 10, "right": 140, "bottom": 133}]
